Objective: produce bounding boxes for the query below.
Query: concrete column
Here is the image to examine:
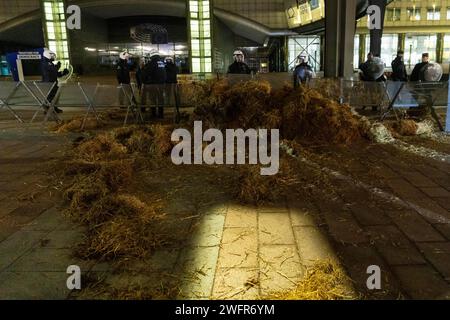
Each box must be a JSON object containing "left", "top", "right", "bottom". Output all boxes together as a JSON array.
[
  {"left": 369, "top": 0, "right": 386, "bottom": 57},
  {"left": 359, "top": 34, "right": 366, "bottom": 67},
  {"left": 436, "top": 33, "right": 444, "bottom": 63},
  {"left": 324, "top": 0, "right": 357, "bottom": 78},
  {"left": 398, "top": 33, "right": 405, "bottom": 53}
]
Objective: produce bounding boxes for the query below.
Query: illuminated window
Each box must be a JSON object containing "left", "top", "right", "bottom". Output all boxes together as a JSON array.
[
  {"left": 427, "top": 8, "right": 440, "bottom": 20},
  {"left": 188, "top": 0, "right": 212, "bottom": 73},
  {"left": 407, "top": 7, "right": 421, "bottom": 21},
  {"left": 41, "top": 0, "right": 71, "bottom": 67}
]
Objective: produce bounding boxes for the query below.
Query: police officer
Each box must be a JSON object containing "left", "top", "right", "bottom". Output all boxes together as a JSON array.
[
  {"left": 293, "top": 55, "right": 315, "bottom": 87},
  {"left": 359, "top": 53, "right": 386, "bottom": 82},
  {"left": 410, "top": 53, "right": 429, "bottom": 82},
  {"left": 116, "top": 52, "right": 132, "bottom": 106},
  {"left": 135, "top": 58, "right": 145, "bottom": 92},
  {"left": 164, "top": 56, "right": 180, "bottom": 122},
  {"left": 228, "top": 50, "right": 251, "bottom": 75},
  {"left": 41, "top": 48, "right": 68, "bottom": 113},
  {"left": 142, "top": 51, "right": 167, "bottom": 119},
  {"left": 391, "top": 50, "right": 408, "bottom": 82}
]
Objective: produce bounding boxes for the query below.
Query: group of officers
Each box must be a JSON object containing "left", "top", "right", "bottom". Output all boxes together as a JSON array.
[
  {"left": 116, "top": 51, "right": 179, "bottom": 119},
  {"left": 40, "top": 46, "right": 441, "bottom": 117},
  {"left": 360, "top": 51, "right": 436, "bottom": 83}
]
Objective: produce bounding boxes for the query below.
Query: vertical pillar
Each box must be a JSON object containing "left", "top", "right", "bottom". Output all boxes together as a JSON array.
[
  {"left": 436, "top": 33, "right": 444, "bottom": 63},
  {"left": 187, "top": 0, "right": 213, "bottom": 75},
  {"left": 369, "top": 0, "right": 386, "bottom": 57},
  {"left": 398, "top": 33, "right": 405, "bottom": 52},
  {"left": 324, "top": 0, "right": 357, "bottom": 78},
  {"left": 359, "top": 34, "right": 366, "bottom": 67},
  {"left": 40, "top": 0, "right": 71, "bottom": 69}
]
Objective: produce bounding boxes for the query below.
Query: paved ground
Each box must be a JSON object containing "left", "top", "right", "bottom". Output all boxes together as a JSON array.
[{"left": 0, "top": 112, "right": 450, "bottom": 300}]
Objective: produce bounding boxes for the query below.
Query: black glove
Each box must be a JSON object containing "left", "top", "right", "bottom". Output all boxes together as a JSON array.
[
  {"left": 62, "top": 69, "right": 69, "bottom": 76},
  {"left": 56, "top": 62, "right": 62, "bottom": 69}
]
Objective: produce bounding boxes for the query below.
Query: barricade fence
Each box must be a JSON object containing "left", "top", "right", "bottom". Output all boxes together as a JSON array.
[{"left": 0, "top": 76, "right": 448, "bottom": 131}]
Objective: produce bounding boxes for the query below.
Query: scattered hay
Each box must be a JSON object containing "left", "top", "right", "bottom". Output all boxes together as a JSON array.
[
  {"left": 51, "top": 116, "right": 106, "bottom": 133},
  {"left": 281, "top": 87, "right": 364, "bottom": 145},
  {"left": 192, "top": 80, "right": 273, "bottom": 130},
  {"left": 416, "top": 119, "right": 435, "bottom": 136},
  {"left": 236, "top": 158, "right": 297, "bottom": 205},
  {"left": 192, "top": 80, "right": 364, "bottom": 145},
  {"left": 64, "top": 175, "right": 110, "bottom": 223},
  {"left": 265, "top": 260, "right": 359, "bottom": 300},
  {"left": 76, "top": 212, "right": 166, "bottom": 261},
  {"left": 368, "top": 123, "right": 395, "bottom": 144},
  {"left": 393, "top": 120, "right": 418, "bottom": 136},
  {"left": 76, "top": 133, "right": 128, "bottom": 161},
  {"left": 74, "top": 273, "right": 181, "bottom": 300},
  {"left": 151, "top": 124, "right": 175, "bottom": 157}
]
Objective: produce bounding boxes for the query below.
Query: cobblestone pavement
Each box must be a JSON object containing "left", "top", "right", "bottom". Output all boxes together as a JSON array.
[{"left": 0, "top": 119, "right": 449, "bottom": 300}]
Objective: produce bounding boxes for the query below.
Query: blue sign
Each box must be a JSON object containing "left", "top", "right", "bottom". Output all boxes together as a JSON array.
[{"left": 309, "top": 0, "right": 319, "bottom": 10}]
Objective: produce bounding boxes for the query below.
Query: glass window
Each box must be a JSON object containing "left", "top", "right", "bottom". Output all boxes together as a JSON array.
[
  {"left": 386, "top": 8, "right": 400, "bottom": 21},
  {"left": 380, "top": 34, "right": 399, "bottom": 67},
  {"left": 354, "top": 35, "right": 360, "bottom": 70},
  {"left": 443, "top": 35, "right": 450, "bottom": 62},
  {"left": 427, "top": 8, "right": 440, "bottom": 20},
  {"left": 407, "top": 8, "right": 421, "bottom": 21},
  {"left": 447, "top": 8, "right": 450, "bottom": 19},
  {"left": 192, "top": 58, "right": 201, "bottom": 73},
  {"left": 404, "top": 35, "right": 437, "bottom": 68},
  {"left": 287, "top": 36, "right": 321, "bottom": 71}
]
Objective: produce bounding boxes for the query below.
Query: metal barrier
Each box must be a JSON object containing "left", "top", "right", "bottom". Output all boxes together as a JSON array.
[
  {"left": 382, "top": 81, "right": 449, "bottom": 131},
  {"left": 308, "top": 78, "right": 449, "bottom": 132},
  {"left": 1, "top": 77, "right": 448, "bottom": 132},
  {"left": 308, "top": 78, "right": 390, "bottom": 110},
  {"left": 0, "top": 81, "right": 57, "bottom": 123}
]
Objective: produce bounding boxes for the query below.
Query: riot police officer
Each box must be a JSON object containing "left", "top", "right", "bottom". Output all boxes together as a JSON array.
[
  {"left": 293, "top": 55, "right": 315, "bottom": 87},
  {"left": 410, "top": 53, "right": 430, "bottom": 82},
  {"left": 142, "top": 51, "right": 167, "bottom": 119},
  {"left": 41, "top": 48, "right": 69, "bottom": 113},
  {"left": 391, "top": 50, "right": 408, "bottom": 82},
  {"left": 228, "top": 50, "right": 251, "bottom": 75}
]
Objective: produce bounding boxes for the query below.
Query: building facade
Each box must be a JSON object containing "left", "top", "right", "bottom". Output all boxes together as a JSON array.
[{"left": 355, "top": 0, "right": 450, "bottom": 71}]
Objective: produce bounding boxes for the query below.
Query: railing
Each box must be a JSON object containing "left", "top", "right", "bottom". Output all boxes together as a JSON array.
[{"left": 1, "top": 76, "right": 449, "bottom": 132}]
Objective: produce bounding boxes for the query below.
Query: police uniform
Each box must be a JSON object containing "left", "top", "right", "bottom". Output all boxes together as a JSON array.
[{"left": 142, "top": 55, "right": 167, "bottom": 118}]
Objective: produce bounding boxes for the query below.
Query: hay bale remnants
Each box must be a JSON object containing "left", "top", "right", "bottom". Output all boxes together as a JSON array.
[
  {"left": 61, "top": 124, "right": 175, "bottom": 263},
  {"left": 192, "top": 80, "right": 365, "bottom": 145},
  {"left": 392, "top": 120, "right": 419, "bottom": 136},
  {"left": 265, "top": 260, "right": 358, "bottom": 300},
  {"left": 235, "top": 157, "right": 297, "bottom": 205},
  {"left": 51, "top": 116, "right": 106, "bottom": 133}
]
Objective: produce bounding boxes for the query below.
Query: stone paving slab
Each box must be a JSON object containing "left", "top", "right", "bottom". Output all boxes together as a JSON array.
[
  {"left": 218, "top": 227, "right": 258, "bottom": 269},
  {"left": 259, "top": 245, "right": 304, "bottom": 295},
  {"left": 391, "top": 265, "right": 450, "bottom": 299},
  {"left": 176, "top": 246, "right": 220, "bottom": 299},
  {"left": 225, "top": 204, "right": 257, "bottom": 228},
  {"left": 417, "top": 242, "right": 450, "bottom": 281},
  {"left": 212, "top": 268, "right": 259, "bottom": 300},
  {"left": 0, "top": 230, "right": 49, "bottom": 272},
  {"left": 366, "top": 225, "right": 426, "bottom": 266},
  {"left": 385, "top": 210, "right": 446, "bottom": 243},
  {"left": 293, "top": 226, "right": 337, "bottom": 267},
  {"left": 0, "top": 271, "right": 71, "bottom": 300},
  {"left": 434, "top": 224, "right": 450, "bottom": 241},
  {"left": 6, "top": 247, "right": 88, "bottom": 272},
  {"left": 259, "top": 212, "right": 295, "bottom": 245},
  {"left": 348, "top": 203, "right": 391, "bottom": 226}
]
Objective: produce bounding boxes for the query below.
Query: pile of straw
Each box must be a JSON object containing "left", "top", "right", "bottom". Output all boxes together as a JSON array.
[
  {"left": 191, "top": 79, "right": 365, "bottom": 145},
  {"left": 266, "top": 260, "right": 359, "bottom": 300}
]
